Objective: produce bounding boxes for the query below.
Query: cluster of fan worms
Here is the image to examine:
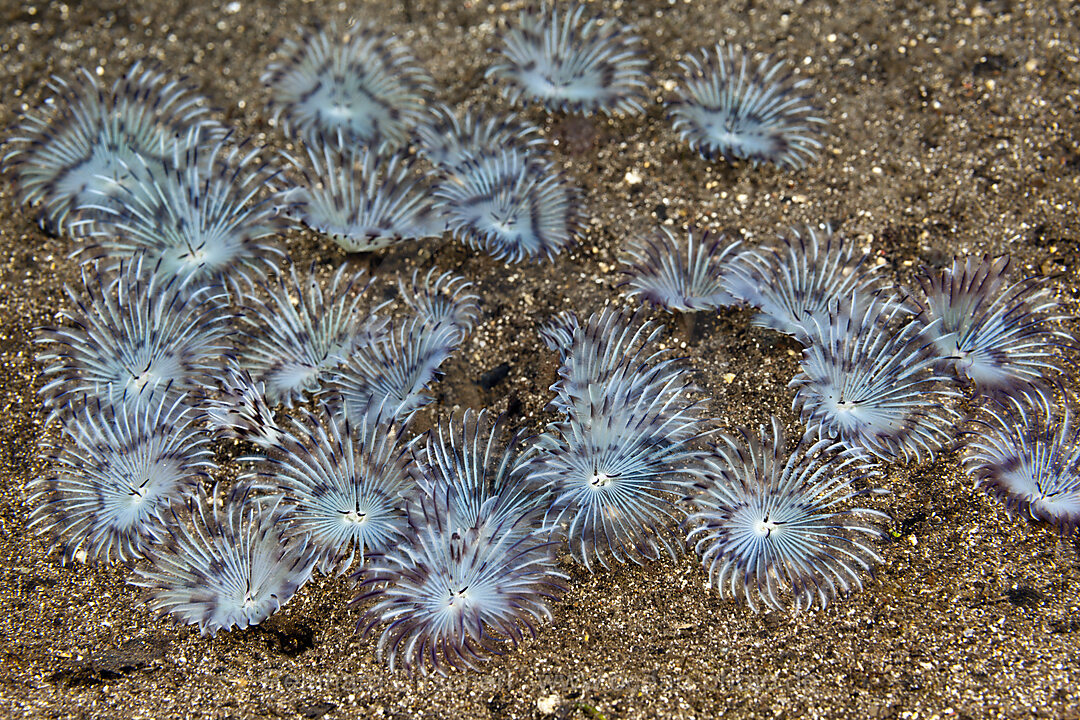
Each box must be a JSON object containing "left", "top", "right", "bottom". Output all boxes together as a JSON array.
[{"left": 5, "top": 1, "right": 1078, "bottom": 676}]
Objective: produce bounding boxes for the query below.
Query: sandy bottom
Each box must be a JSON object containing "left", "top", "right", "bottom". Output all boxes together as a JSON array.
[{"left": 1, "top": 0, "right": 1078, "bottom": 718}]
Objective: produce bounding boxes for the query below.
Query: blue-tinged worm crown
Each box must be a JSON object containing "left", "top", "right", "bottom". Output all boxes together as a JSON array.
[
  {"left": 542, "top": 307, "right": 672, "bottom": 415},
  {"left": 236, "top": 262, "right": 386, "bottom": 407},
  {"left": 356, "top": 492, "right": 566, "bottom": 676},
  {"left": 532, "top": 375, "right": 708, "bottom": 570},
  {"left": 263, "top": 23, "right": 433, "bottom": 152},
  {"left": 790, "top": 294, "right": 961, "bottom": 463},
  {"left": 724, "top": 225, "right": 885, "bottom": 343},
  {"left": 687, "top": 416, "right": 887, "bottom": 612},
  {"left": 2, "top": 61, "right": 223, "bottom": 234},
  {"left": 355, "top": 410, "right": 564, "bottom": 675},
  {"left": 433, "top": 147, "right": 579, "bottom": 263},
  {"left": 203, "top": 362, "right": 284, "bottom": 450},
  {"left": 537, "top": 310, "right": 581, "bottom": 362},
  {"left": 71, "top": 128, "right": 288, "bottom": 296},
  {"left": 131, "top": 484, "right": 317, "bottom": 636},
  {"left": 36, "top": 257, "right": 233, "bottom": 419},
  {"left": 914, "top": 254, "right": 1071, "bottom": 398},
  {"left": 28, "top": 392, "right": 214, "bottom": 564},
  {"left": 284, "top": 138, "right": 442, "bottom": 253},
  {"left": 246, "top": 408, "right": 417, "bottom": 574},
  {"left": 534, "top": 309, "right": 710, "bottom": 569},
  {"left": 415, "top": 105, "right": 549, "bottom": 173},
  {"left": 964, "top": 390, "right": 1080, "bottom": 536},
  {"left": 667, "top": 44, "right": 825, "bottom": 169},
  {"left": 326, "top": 316, "right": 460, "bottom": 428},
  {"left": 487, "top": 1, "right": 650, "bottom": 116},
  {"left": 398, "top": 268, "right": 481, "bottom": 343},
  {"left": 409, "top": 409, "right": 548, "bottom": 535},
  {"left": 620, "top": 225, "right": 744, "bottom": 312},
  {"left": 323, "top": 267, "right": 479, "bottom": 425}
]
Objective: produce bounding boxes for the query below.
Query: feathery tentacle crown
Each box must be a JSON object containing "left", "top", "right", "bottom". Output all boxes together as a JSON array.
[
  {"left": 487, "top": 2, "right": 650, "bottom": 115},
  {"left": 36, "top": 258, "right": 233, "bottom": 418},
  {"left": 913, "top": 255, "right": 1070, "bottom": 398},
  {"left": 620, "top": 225, "right": 743, "bottom": 312},
  {"left": 248, "top": 409, "right": 416, "bottom": 574},
  {"left": 326, "top": 316, "right": 460, "bottom": 427},
  {"left": 203, "top": 362, "right": 284, "bottom": 449},
  {"left": 687, "top": 417, "right": 887, "bottom": 612},
  {"left": 284, "top": 140, "right": 441, "bottom": 252},
  {"left": 538, "top": 310, "right": 581, "bottom": 363},
  {"left": 323, "top": 267, "right": 475, "bottom": 426},
  {"left": 415, "top": 105, "right": 549, "bottom": 173},
  {"left": 533, "top": 386, "right": 708, "bottom": 569},
  {"left": 398, "top": 268, "right": 481, "bottom": 343},
  {"left": 131, "top": 485, "right": 317, "bottom": 636},
  {"left": 410, "top": 410, "right": 547, "bottom": 533},
  {"left": 263, "top": 23, "right": 433, "bottom": 152},
  {"left": 356, "top": 410, "right": 565, "bottom": 675},
  {"left": 542, "top": 307, "right": 671, "bottom": 415},
  {"left": 724, "top": 225, "right": 883, "bottom": 343},
  {"left": 72, "top": 128, "right": 288, "bottom": 295},
  {"left": 237, "top": 262, "right": 385, "bottom": 407},
  {"left": 2, "top": 61, "right": 221, "bottom": 234},
  {"left": 790, "top": 294, "right": 961, "bottom": 463},
  {"left": 356, "top": 492, "right": 566, "bottom": 675},
  {"left": 534, "top": 309, "right": 709, "bottom": 569},
  {"left": 28, "top": 392, "right": 213, "bottom": 564},
  {"left": 964, "top": 391, "right": 1080, "bottom": 536},
  {"left": 433, "top": 147, "right": 579, "bottom": 263},
  {"left": 667, "top": 44, "right": 825, "bottom": 169},
  {"left": 416, "top": 106, "right": 558, "bottom": 263}
]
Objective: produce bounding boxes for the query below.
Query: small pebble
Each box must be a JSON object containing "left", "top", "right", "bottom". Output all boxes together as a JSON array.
[{"left": 537, "top": 694, "right": 560, "bottom": 715}]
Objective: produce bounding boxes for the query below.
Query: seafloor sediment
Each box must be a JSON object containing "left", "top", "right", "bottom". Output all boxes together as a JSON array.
[{"left": 1, "top": 0, "right": 1078, "bottom": 718}]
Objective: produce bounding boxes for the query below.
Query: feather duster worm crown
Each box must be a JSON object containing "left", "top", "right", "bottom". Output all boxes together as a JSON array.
[
  {"left": 236, "top": 262, "right": 385, "bottom": 407},
  {"left": 964, "top": 390, "right": 1080, "bottom": 536},
  {"left": 535, "top": 308, "right": 710, "bottom": 570},
  {"left": 263, "top": 22, "right": 433, "bottom": 152},
  {"left": 131, "top": 485, "right": 317, "bottom": 636},
  {"left": 433, "top": 147, "right": 579, "bottom": 263},
  {"left": 687, "top": 416, "right": 887, "bottom": 612},
  {"left": 667, "top": 44, "right": 825, "bottom": 169},
  {"left": 29, "top": 392, "right": 214, "bottom": 564},
  {"left": 2, "top": 61, "right": 222, "bottom": 234},
  {"left": 72, "top": 128, "right": 288, "bottom": 296},
  {"left": 724, "top": 225, "right": 884, "bottom": 343},
  {"left": 284, "top": 139, "right": 441, "bottom": 253},
  {"left": 487, "top": 2, "right": 650, "bottom": 116},
  {"left": 36, "top": 257, "right": 233, "bottom": 419},
  {"left": 913, "top": 254, "right": 1072, "bottom": 398},
  {"left": 620, "top": 225, "right": 744, "bottom": 312},
  {"left": 791, "top": 294, "right": 961, "bottom": 463},
  {"left": 356, "top": 410, "right": 564, "bottom": 675},
  {"left": 246, "top": 409, "right": 417, "bottom": 574}
]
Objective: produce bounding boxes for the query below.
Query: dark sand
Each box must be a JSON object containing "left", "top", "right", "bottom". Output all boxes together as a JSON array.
[{"left": 1, "top": 0, "right": 1079, "bottom": 718}]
